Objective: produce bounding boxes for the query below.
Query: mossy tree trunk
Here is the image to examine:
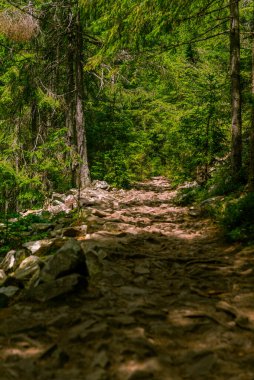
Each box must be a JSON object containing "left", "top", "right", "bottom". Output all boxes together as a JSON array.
[
  {"left": 74, "top": 8, "right": 91, "bottom": 188},
  {"left": 230, "top": 0, "right": 242, "bottom": 179},
  {"left": 248, "top": 8, "right": 254, "bottom": 191}
]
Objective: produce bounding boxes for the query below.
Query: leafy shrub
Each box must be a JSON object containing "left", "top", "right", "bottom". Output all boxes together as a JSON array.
[
  {"left": 0, "top": 212, "right": 52, "bottom": 257},
  {"left": 221, "top": 193, "right": 254, "bottom": 241},
  {"left": 206, "top": 160, "right": 246, "bottom": 197}
]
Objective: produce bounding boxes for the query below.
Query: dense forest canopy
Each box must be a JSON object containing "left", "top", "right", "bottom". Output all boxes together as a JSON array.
[{"left": 0, "top": 0, "right": 253, "bottom": 213}]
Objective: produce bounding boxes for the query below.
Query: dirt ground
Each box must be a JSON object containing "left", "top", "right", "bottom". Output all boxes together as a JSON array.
[{"left": 1, "top": 177, "right": 254, "bottom": 380}]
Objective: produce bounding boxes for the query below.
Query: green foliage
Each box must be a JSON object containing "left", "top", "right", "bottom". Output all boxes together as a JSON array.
[
  {"left": 221, "top": 193, "right": 254, "bottom": 242},
  {"left": 0, "top": 0, "right": 252, "bottom": 223},
  {"left": 0, "top": 212, "right": 51, "bottom": 256},
  {"left": 0, "top": 161, "right": 45, "bottom": 215},
  {"left": 88, "top": 45, "right": 230, "bottom": 184},
  {"left": 37, "top": 88, "right": 61, "bottom": 111}
]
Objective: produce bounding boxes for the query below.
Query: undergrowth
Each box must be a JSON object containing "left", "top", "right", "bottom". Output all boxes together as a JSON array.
[
  {"left": 175, "top": 166, "right": 253, "bottom": 242},
  {"left": 221, "top": 193, "right": 254, "bottom": 242},
  {"left": 0, "top": 212, "right": 52, "bottom": 257}
]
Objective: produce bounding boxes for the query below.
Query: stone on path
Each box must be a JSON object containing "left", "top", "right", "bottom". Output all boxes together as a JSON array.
[
  {"left": 14, "top": 255, "right": 42, "bottom": 283},
  {"left": 27, "top": 273, "right": 86, "bottom": 302},
  {"left": 23, "top": 239, "right": 55, "bottom": 256},
  {"left": 39, "top": 239, "right": 88, "bottom": 283},
  {"left": 0, "top": 250, "right": 17, "bottom": 272},
  {"left": 0, "top": 269, "right": 7, "bottom": 286}
]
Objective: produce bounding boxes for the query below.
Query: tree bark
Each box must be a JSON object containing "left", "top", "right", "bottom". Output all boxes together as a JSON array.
[
  {"left": 31, "top": 99, "right": 38, "bottom": 148},
  {"left": 248, "top": 12, "right": 254, "bottom": 191},
  {"left": 74, "top": 9, "right": 90, "bottom": 188},
  {"left": 66, "top": 22, "right": 77, "bottom": 187},
  {"left": 230, "top": 0, "right": 242, "bottom": 178},
  {"left": 65, "top": 6, "right": 91, "bottom": 188}
]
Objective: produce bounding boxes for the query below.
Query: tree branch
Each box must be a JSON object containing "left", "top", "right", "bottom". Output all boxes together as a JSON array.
[
  {"left": 172, "top": 30, "right": 229, "bottom": 48},
  {"left": 176, "top": 1, "right": 230, "bottom": 25}
]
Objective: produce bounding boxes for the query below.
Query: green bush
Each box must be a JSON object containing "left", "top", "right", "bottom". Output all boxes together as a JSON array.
[
  {"left": 0, "top": 212, "right": 52, "bottom": 257},
  {"left": 221, "top": 193, "right": 254, "bottom": 241}
]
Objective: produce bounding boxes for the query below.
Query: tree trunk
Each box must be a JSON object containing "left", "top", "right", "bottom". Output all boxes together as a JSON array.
[
  {"left": 74, "top": 9, "right": 91, "bottom": 188},
  {"left": 65, "top": 6, "right": 91, "bottom": 188},
  {"left": 248, "top": 13, "right": 254, "bottom": 191},
  {"left": 31, "top": 99, "right": 38, "bottom": 148},
  {"left": 66, "top": 23, "right": 77, "bottom": 187},
  {"left": 230, "top": 0, "right": 242, "bottom": 178}
]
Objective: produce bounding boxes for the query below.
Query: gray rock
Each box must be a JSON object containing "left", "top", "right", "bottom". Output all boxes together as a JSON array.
[
  {"left": 0, "top": 286, "right": 19, "bottom": 297},
  {"left": 0, "top": 269, "right": 7, "bottom": 286},
  {"left": 48, "top": 204, "right": 70, "bottom": 214},
  {"left": 39, "top": 239, "right": 88, "bottom": 282},
  {"left": 92, "top": 180, "right": 110, "bottom": 190},
  {"left": 22, "top": 238, "right": 66, "bottom": 256},
  {"left": 14, "top": 256, "right": 42, "bottom": 283},
  {"left": 27, "top": 273, "right": 86, "bottom": 302},
  {"left": 64, "top": 194, "right": 77, "bottom": 209},
  {"left": 0, "top": 249, "right": 28, "bottom": 273},
  {"left": 84, "top": 251, "right": 103, "bottom": 278},
  {"left": 91, "top": 209, "right": 109, "bottom": 218},
  {"left": 23, "top": 239, "right": 54, "bottom": 255},
  {"left": 0, "top": 250, "right": 16, "bottom": 272},
  {"left": 189, "top": 207, "right": 201, "bottom": 217},
  {"left": 19, "top": 255, "right": 41, "bottom": 269}
]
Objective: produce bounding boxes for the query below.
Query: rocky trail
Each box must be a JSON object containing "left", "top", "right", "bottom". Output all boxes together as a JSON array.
[{"left": 1, "top": 177, "right": 254, "bottom": 380}]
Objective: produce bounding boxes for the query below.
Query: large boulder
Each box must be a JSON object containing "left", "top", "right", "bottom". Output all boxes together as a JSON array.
[
  {"left": 0, "top": 270, "right": 7, "bottom": 286},
  {"left": 13, "top": 255, "right": 42, "bottom": 284},
  {"left": 23, "top": 239, "right": 54, "bottom": 255},
  {"left": 22, "top": 238, "right": 66, "bottom": 256},
  {"left": 0, "top": 250, "right": 16, "bottom": 272},
  {"left": 39, "top": 239, "right": 88, "bottom": 283},
  {"left": 92, "top": 180, "right": 110, "bottom": 190},
  {"left": 27, "top": 273, "right": 86, "bottom": 302},
  {"left": 0, "top": 250, "right": 27, "bottom": 273}
]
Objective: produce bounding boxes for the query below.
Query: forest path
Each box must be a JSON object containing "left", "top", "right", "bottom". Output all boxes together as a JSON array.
[{"left": 1, "top": 177, "right": 254, "bottom": 380}]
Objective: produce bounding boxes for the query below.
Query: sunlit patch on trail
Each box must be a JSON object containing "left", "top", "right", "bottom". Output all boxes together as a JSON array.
[{"left": 117, "top": 358, "right": 161, "bottom": 379}]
